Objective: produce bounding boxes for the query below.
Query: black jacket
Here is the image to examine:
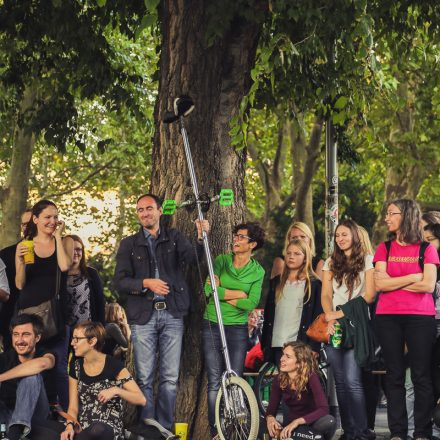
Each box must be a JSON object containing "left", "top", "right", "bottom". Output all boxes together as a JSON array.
[
  {"left": 0, "top": 243, "right": 18, "bottom": 344},
  {"left": 261, "top": 276, "right": 323, "bottom": 357},
  {"left": 113, "top": 226, "right": 203, "bottom": 325},
  {"left": 85, "top": 266, "right": 106, "bottom": 324}
]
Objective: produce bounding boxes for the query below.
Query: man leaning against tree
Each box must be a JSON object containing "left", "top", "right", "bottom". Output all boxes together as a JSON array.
[{"left": 113, "top": 193, "right": 209, "bottom": 431}]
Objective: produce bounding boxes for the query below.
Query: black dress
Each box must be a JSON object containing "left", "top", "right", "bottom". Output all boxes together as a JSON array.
[{"left": 69, "top": 355, "right": 132, "bottom": 440}]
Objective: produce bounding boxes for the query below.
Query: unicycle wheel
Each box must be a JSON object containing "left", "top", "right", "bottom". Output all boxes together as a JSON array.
[{"left": 215, "top": 376, "right": 259, "bottom": 440}]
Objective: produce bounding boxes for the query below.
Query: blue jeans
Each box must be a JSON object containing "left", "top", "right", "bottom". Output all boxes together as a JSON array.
[
  {"left": 202, "top": 320, "right": 248, "bottom": 435},
  {"left": 0, "top": 374, "right": 50, "bottom": 436},
  {"left": 45, "top": 326, "right": 70, "bottom": 410},
  {"left": 326, "top": 346, "right": 368, "bottom": 440},
  {"left": 131, "top": 310, "right": 184, "bottom": 430}
]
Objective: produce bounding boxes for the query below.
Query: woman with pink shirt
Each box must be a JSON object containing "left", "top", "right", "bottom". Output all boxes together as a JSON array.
[{"left": 374, "top": 199, "right": 440, "bottom": 440}]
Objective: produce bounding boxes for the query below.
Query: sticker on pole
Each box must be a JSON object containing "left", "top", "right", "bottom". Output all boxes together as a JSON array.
[
  {"left": 330, "top": 204, "right": 338, "bottom": 224},
  {"left": 162, "top": 200, "right": 177, "bottom": 215},
  {"left": 219, "top": 189, "right": 234, "bottom": 206}
]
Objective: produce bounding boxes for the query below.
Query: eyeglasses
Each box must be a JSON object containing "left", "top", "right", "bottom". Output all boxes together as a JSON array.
[
  {"left": 385, "top": 211, "right": 402, "bottom": 217},
  {"left": 233, "top": 233, "right": 251, "bottom": 241},
  {"left": 426, "top": 236, "right": 438, "bottom": 242},
  {"left": 73, "top": 248, "right": 83, "bottom": 254},
  {"left": 72, "top": 336, "right": 89, "bottom": 343}
]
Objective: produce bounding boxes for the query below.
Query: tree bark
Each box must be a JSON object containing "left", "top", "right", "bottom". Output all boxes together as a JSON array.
[
  {"left": 0, "top": 83, "right": 38, "bottom": 248},
  {"left": 151, "top": 1, "right": 265, "bottom": 438}
]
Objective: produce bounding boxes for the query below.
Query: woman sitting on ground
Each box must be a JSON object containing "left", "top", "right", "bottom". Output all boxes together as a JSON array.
[
  {"left": 60, "top": 321, "right": 145, "bottom": 440},
  {"left": 266, "top": 341, "right": 336, "bottom": 440}
]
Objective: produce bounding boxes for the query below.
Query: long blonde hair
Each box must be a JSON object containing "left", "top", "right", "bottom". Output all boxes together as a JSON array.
[
  {"left": 357, "top": 225, "right": 374, "bottom": 255},
  {"left": 276, "top": 239, "right": 317, "bottom": 305},
  {"left": 278, "top": 341, "right": 318, "bottom": 399},
  {"left": 284, "top": 222, "right": 316, "bottom": 257}
]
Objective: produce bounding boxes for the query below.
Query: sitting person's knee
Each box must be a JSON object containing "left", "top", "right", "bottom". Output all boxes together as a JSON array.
[
  {"left": 86, "top": 422, "right": 114, "bottom": 440},
  {"left": 17, "top": 374, "right": 42, "bottom": 390},
  {"left": 433, "top": 404, "right": 440, "bottom": 428}
]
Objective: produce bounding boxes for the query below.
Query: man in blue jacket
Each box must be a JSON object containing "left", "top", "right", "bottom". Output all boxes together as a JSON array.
[{"left": 114, "top": 193, "right": 208, "bottom": 431}]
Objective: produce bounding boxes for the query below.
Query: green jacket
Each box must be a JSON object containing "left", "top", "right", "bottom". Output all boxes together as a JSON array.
[
  {"left": 338, "top": 296, "right": 377, "bottom": 368},
  {"left": 204, "top": 253, "right": 265, "bottom": 325}
]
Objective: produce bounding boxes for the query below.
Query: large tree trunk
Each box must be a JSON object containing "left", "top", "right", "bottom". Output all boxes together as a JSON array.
[
  {"left": 150, "top": 1, "right": 265, "bottom": 438},
  {"left": 0, "top": 84, "right": 38, "bottom": 248}
]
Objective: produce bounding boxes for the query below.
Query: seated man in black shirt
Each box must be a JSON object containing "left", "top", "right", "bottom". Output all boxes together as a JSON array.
[{"left": 0, "top": 314, "right": 55, "bottom": 440}]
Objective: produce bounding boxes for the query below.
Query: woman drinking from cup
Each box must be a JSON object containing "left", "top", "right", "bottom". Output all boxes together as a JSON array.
[{"left": 15, "top": 199, "right": 73, "bottom": 409}]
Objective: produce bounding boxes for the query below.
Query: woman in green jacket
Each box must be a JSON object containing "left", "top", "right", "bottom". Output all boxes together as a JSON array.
[{"left": 203, "top": 222, "right": 265, "bottom": 438}]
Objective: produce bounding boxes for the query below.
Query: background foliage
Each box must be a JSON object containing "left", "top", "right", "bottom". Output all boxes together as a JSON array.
[{"left": 1, "top": 0, "right": 439, "bottom": 295}]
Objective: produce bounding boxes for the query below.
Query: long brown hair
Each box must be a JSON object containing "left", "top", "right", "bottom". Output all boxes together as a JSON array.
[
  {"left": 276, "top": 239, "right": 317, "bottom": 305},
  {"left": 65, "top": 234, "right": 87, "bottom": 276},
  {"left": 105, "top": 303, "right": 129, "bottom": 340},
  {"left": 388, "top": 199, "right": 423, "bottom": 244},
  {"left": 278, "top": 341, "right": 318, "bottom": 399},
  {"left": 330, "top": 219, "right": 365, "bottom": 298}
]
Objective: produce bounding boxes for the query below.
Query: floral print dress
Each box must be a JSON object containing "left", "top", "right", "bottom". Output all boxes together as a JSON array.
[{"left": 70, "top": 356, "right": 132, "bottom": 440}]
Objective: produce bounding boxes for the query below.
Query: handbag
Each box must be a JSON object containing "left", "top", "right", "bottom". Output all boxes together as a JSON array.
[
  {"left": 306, "top": 313, "right": 329, "bottom": 344},
  {"left": 18, "top": 267, "right": 62, "bottom": 341}
]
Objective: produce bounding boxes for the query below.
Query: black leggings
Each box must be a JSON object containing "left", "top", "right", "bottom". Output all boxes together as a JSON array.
[{"left": 30, "top": 421, "right": 114, "bottom": 440}]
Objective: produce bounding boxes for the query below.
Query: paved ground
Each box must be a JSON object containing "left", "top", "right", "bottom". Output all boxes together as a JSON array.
[{"left": 334, "top": 408, "right": 390, "bottom": 440}]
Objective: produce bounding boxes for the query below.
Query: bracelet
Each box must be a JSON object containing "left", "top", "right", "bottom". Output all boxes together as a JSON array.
[{"left": 65, "top": 421, "right": 74, "bottom": 427}]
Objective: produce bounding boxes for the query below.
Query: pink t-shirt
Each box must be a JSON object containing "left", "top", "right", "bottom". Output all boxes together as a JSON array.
[{"left": 373, "top": 241, "right": 440, "bottom": 315}]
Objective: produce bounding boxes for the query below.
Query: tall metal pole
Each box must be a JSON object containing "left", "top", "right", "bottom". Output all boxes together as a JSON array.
[
  {"left": 325, "top": 117, "right": 340, "bottom": 428},
  {"left": 325, "top": 119, "right": 338, "bottom": 257},
  {"left": 179, "top": 117, "right": 233, "bottom": 374}
]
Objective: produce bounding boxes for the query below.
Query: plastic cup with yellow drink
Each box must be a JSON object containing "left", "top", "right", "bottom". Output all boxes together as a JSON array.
[
  {"left": 22, "top": 240, "right": 35, "bottom": 265},
  {"left": 174, "top": 423, "right": 188, "bottom": 440}
]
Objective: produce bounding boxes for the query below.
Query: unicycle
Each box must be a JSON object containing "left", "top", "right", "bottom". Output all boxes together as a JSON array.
[{"left": 164, "top": 96, "right": 259, "bottom": 440}]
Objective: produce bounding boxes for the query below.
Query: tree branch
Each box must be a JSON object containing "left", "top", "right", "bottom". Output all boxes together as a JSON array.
[
  {"left": 44, "top": 157, "right": 117, "bottom": 198},
  {"left": 273, "top": 122, "right": 287, "bottom": 188},
  {"left": 295, "top": 117, "right": 323, "bottom": 210},
  {"left": 0, "top": 186, "right": 7, "bottom": 204},
  {"left": 273, "top": 190, "right": 296, "bottom": 218},
  {"left": 247, "top": 139, "right": 271, "bottom": 194}
]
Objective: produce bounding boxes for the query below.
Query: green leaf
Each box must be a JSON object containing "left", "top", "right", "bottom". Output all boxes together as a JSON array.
[
  {"left": 96, "top": 0, "right": 106, "bottom": 7},
  {"left": 144, "top": 0, "right": 160, "bottom": 13},
  {"left": 332, "top": 110, "right": 346, "bottom": 125},
  {"left": 135, "top": 14, "right": 157, "bottom": 38},
  {"left": 334, "top": 96, "right": 348, "bottom": 110}
]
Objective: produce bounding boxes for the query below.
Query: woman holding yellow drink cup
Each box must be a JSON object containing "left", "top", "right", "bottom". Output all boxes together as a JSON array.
[{"left": 15, "top": 199, "right": 74, "bottom": 410}]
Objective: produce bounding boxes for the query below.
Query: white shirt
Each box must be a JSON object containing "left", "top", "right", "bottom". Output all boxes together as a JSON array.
[
  {"left": 271, "top": 280, "right": 306, "bottom": 348},
  {"left": 323, "top": 254, "right": 374, "bottom": 310}
]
